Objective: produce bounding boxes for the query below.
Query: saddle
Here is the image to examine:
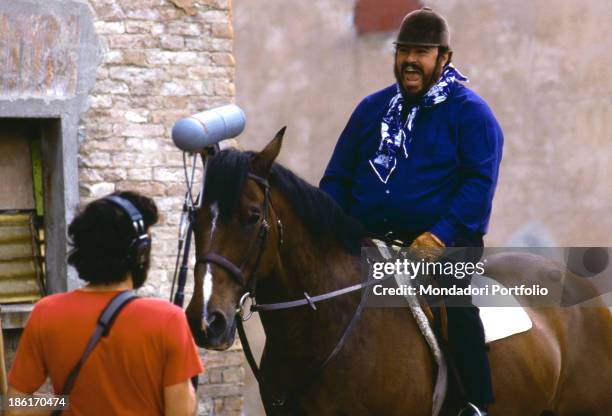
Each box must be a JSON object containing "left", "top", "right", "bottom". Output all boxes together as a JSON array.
[{"left": 372, "top": 239, "right": 533, "bottom": 416}]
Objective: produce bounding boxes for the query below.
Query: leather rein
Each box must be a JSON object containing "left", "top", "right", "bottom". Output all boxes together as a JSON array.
[{"left": 194, "top": 171, "right": 393, "bottom": 411}]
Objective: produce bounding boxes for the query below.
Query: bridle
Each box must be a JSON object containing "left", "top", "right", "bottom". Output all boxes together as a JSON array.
[
  {"left": 195, "top": 172, "right": 281, "bottom": 302},
  {"left": 188, "top": 167, "right": 395, "bottom": 412}
]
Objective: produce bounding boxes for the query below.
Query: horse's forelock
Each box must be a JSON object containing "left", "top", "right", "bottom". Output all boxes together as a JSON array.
[{"left": 205, "top": 149, "right": 250, "bottom": 218}]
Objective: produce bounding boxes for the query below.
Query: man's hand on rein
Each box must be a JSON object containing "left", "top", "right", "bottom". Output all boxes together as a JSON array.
[{"left": 409, "top": 231, "right": 445, "bottom": 261}]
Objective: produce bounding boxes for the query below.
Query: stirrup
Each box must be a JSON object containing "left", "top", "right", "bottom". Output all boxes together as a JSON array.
[{"left": 457, "top": 402, "right": 486, "bottom": 416}]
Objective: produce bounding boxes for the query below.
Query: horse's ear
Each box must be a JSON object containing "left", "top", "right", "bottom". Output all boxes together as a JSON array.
[{"left": 251, "top": 126, "right": 286, "bottom": 177}]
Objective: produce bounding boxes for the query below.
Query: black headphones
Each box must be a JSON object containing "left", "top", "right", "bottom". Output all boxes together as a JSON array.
[{"left": 105, "top": 195, "right": 152, "bottom": 271}]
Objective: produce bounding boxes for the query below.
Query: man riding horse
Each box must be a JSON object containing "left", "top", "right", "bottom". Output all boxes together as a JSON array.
[{"left": 320, "top": 7, "right": 504, "bottom": 416}]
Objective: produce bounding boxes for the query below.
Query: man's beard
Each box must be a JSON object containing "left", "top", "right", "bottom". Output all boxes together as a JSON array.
[{"left": 393, "top": 61, "right": 443, "bottom": 104}]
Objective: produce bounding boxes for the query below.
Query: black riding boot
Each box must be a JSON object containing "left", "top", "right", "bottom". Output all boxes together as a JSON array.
[{"left": 447, "top": 305, "right": 494, "bottom": 410}]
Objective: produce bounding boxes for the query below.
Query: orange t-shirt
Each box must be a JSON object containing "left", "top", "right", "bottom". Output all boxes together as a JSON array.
[{"left": 8, "top": 290, "right": 204, "bottom": 416}]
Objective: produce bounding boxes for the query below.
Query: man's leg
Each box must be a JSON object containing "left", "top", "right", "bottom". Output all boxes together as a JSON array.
[
  {"left": 440, "top": 242, "right": 493, "bottom": 414},
  {"left": 447, "top": 304, "right": 494, "bottom": 409}
]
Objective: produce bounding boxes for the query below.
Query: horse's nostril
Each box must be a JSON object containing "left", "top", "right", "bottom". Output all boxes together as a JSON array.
[{"left": 207, "top": 311, "right": 227, "bottom": 337}]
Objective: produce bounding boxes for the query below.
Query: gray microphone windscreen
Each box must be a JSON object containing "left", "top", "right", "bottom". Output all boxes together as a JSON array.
[{"left": 171, "top": 104, "right": 246, "bottom": 152}]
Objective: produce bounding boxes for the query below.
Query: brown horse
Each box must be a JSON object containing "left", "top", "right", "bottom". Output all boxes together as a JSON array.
[{"left": 186, "top": 128, "right": 612, "bottom": 415}]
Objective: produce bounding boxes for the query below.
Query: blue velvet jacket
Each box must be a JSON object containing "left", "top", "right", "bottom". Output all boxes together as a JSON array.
[{"left": 319, "top": 83, "right": 504, "bottom": 245}]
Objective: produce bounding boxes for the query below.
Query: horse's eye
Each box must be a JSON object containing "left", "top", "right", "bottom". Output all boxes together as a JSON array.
[{"left": 246, "top": 212, "right": 260, "bottom": 225}]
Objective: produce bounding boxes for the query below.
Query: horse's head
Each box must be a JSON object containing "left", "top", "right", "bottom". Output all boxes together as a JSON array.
[{"left": 186, "top": 127, "right": 286, "bottom": 350}]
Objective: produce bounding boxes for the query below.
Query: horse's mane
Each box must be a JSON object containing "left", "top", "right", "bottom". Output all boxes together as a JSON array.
[{"left": 204, "top": 149, "right": 366, "bottom": 254}]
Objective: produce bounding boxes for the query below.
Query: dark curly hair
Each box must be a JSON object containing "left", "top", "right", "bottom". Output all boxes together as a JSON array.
[{"left": 68, "top": 191, "right": 159, "bottom": 285}]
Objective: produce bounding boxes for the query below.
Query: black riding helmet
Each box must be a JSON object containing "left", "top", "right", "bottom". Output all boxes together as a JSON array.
[{"left": 394, "top": 7, "right": 450, "bottom": 48}]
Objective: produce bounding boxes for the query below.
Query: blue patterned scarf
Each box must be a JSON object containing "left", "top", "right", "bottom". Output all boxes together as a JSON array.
[{"left": 369, "top": 64, "right": 468, "bottom": 183}]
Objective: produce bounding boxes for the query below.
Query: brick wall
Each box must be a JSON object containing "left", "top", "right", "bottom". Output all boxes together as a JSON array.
[{"left": 79, "top": 0, "right": 242, "bottom": 414}]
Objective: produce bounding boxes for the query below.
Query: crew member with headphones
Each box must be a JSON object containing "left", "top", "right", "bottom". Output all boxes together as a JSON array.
[{"left": 6, "top": 191, "right": 203, "bottom": 416}]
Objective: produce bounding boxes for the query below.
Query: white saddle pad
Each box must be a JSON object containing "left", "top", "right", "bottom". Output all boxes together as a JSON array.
[{"left": 471, "top": 275, "right": 533, "bottom": 343}]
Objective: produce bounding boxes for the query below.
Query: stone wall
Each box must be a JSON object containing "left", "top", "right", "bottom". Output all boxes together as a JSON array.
[
  {"left": 80, "top": 0, "right": 234, "bottom": 292},
  {"left": 79, "top": 0, "right": 242, "bottom": 414}
]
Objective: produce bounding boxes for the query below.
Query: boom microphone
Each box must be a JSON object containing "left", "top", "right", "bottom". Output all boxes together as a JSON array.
[{"left": 171, "top": 104, "right": 246, "bottom": 152}]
